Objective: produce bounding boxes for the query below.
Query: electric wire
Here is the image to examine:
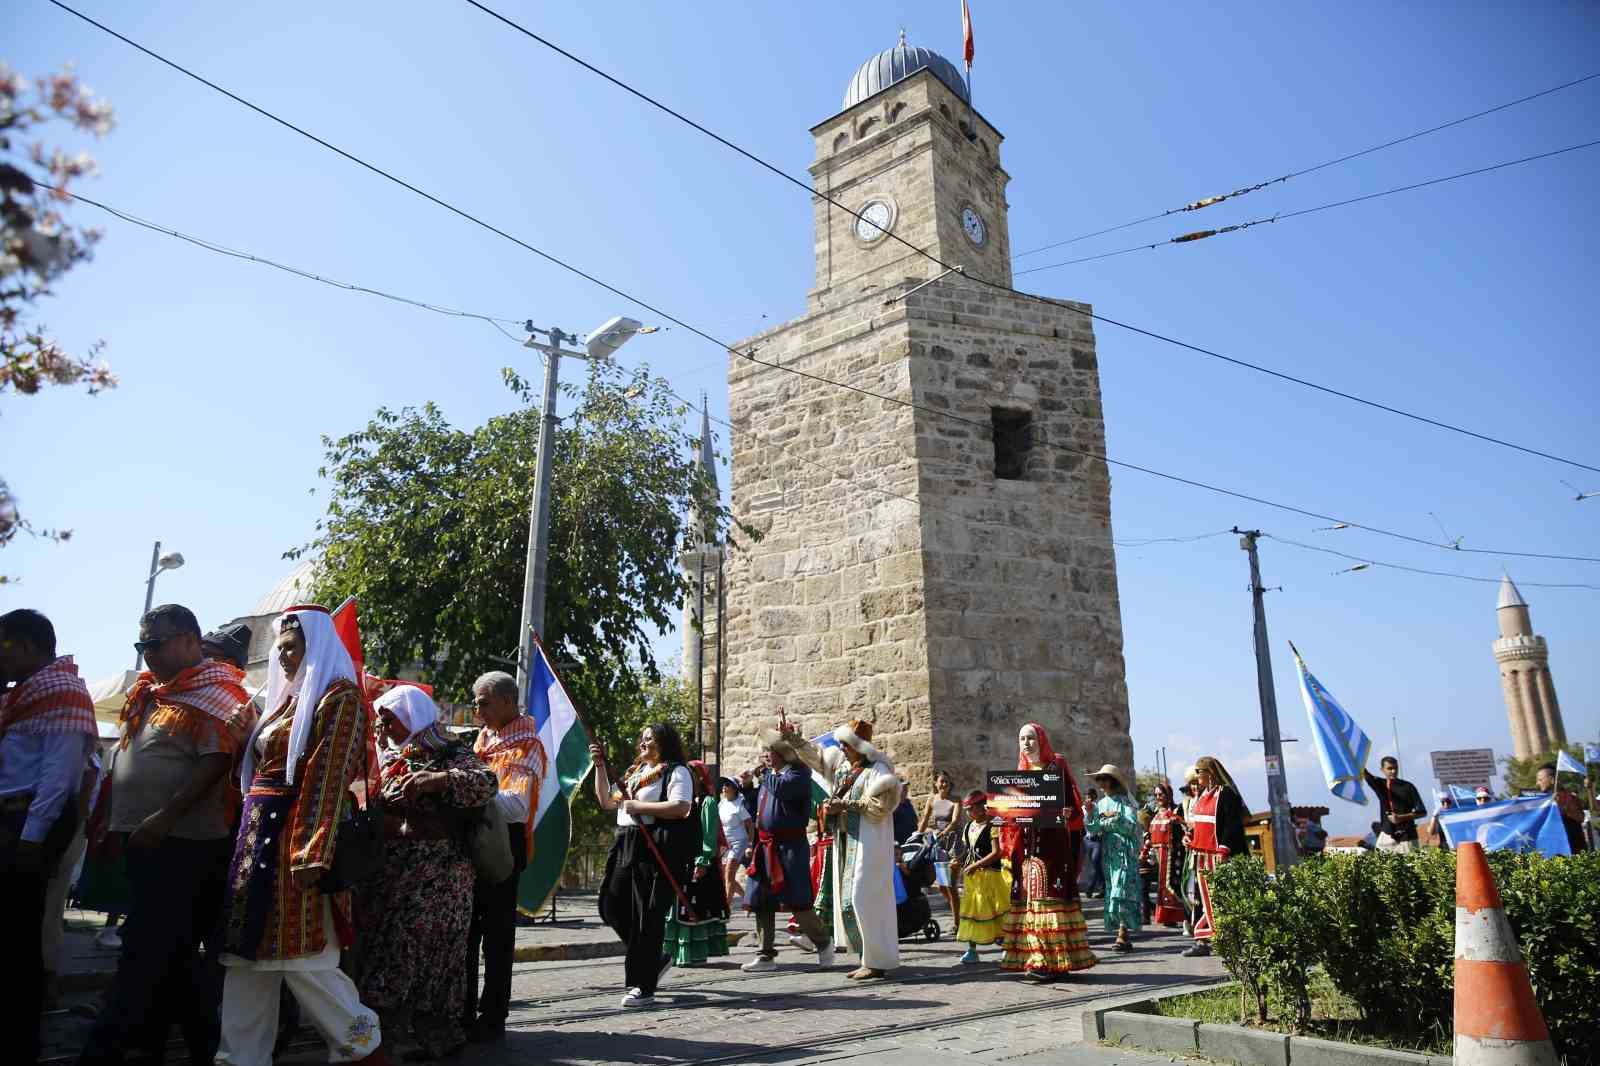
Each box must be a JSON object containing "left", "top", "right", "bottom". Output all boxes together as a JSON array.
[
  {"left": 1014, "top": 138, "right": 1600, "bottom": 277},
  {"left": 451, "top": 0, "right": 1600, "bottom": 477},
  {"left": 1012, "top": 71, "right": 1600, "bottom": 259},
  {"left": 40, "top": 183, "right": 525, "bottom": 327},
  {"left": 1264, "top": 536, "right": 1600, "bottom": 591},
  {"left": 45, "top": 1, "right": 1600, "bottom": 563}
]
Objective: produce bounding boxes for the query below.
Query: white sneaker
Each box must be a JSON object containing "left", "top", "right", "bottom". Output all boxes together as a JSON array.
[
  {"left": 816, "top": 944, "right": 836, "bottom": 968},
  {"left": 620, "top": 989, "right": 656, "bottom": 1009},
  {"left": 788, "top": 933, "right": 817, "bottom": 953},
  {"left": 94, "top": 929, "right": 122, "bottom": 950},
  {"left": 741, "top": 956, "right": 779, "bottom": 972}
]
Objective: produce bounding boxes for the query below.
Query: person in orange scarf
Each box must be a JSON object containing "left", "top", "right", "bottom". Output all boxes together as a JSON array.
[
  {"left": 1, "top": 608, "right": 98, "bottom": 1065},
  {"left": 77, "top": 603, "right": 252, "bottom": 1066},
  {"left": 461, "top": 670, "right": 545, "bottom": 1044}
]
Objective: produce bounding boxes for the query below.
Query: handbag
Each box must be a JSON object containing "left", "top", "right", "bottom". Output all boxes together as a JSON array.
[
  {"left": 319, "top": 737, "right": 386, "bottom": 893},
  {"left": 467, "top": 794, "right": 514, "bottom": 883}
]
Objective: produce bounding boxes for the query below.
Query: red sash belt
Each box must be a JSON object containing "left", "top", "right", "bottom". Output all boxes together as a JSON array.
[{"left": 749, "top": 826, "right": 808, "bottom": 892}]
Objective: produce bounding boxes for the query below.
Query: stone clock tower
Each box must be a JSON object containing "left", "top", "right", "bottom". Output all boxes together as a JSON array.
[{"left": 721, "top": 36, "right": 1133, "bottom": 793}]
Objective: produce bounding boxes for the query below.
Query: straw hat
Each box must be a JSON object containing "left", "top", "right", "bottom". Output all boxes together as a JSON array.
[
  {"left": 755, "top": 723, "right": 801, "bottom": 762},
  {"left": 1087, "top": 763, "right": 1128, "bottom": 792}
]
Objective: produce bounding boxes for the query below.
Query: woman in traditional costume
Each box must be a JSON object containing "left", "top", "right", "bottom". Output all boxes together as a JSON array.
[
  {"left": 956, "top": 789, "right": 1009, "bottom": 963},
  {"left": 217, "top": 606, "right": 386, "bottom": 1066},
  {"left": 1140, "top": 780, "right": 1187, "bottom": 928},
  {"left": 795, "top": 718, "right": 900, "bottom": 980},
  {"left": 998, "top": 723, "right": 1096, "bottom": 980},
  {"left": 1088, "top": 764, "right": 1143, "bottom": 952},
  {"left": 590, "top": 722, "right": 696, "bottom": 1009},
  {"left": 356, "top": 685, "right": 497, "bottom": 1059},
  {"left": 1181, "top": 755, "right": 1247, "bottom": 958},
  {"left": 663, "top": 759, "right": 731, "bottom": 966}
]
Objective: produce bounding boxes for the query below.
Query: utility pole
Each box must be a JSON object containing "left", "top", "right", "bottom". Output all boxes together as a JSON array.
[
  {"left": 1233, "top": 528, "right": 1299, "bottom": 873},
  {"left": 514, "top": 317, "right": 646, "bottom": 701}
]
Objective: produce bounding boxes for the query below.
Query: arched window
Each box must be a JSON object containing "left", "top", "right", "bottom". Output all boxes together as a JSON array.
[
  {"left": 940, "top": 103, "right": 952, "bottom": 121},
  {"left": 857, "top": 116, "right": 879, "bottom": 138},
  {"left": 889, "top": 102, "right": 906, "bottom": 124},
  {"left": 833, "top": 131, "right": 850, "bottom": 153}
]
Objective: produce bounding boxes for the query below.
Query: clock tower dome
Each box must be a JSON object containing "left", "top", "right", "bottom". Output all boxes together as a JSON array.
[
  {"left": 721, "top": 35, "right": 1133, "bottom": 798},
  {"left": 808, "top": 33, "right": 1013, "bottom": 307}
]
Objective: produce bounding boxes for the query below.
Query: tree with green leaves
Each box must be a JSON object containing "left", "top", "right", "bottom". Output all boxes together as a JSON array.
[{"left": 299, "top": 359, "right": 742, "bottom": 775}]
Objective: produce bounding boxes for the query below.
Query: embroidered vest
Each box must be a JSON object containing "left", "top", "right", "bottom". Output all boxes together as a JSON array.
[{"left": 1189, "top": 788, "right": 1221, "bottom": 853}]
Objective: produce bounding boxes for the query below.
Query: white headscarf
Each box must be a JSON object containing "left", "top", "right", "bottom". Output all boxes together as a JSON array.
[
  {"left": 241, "top": 607, "right": 359, "bottom": 788},
  {"left": 374, "top": 684, "right": 440, "bottom": 743}
]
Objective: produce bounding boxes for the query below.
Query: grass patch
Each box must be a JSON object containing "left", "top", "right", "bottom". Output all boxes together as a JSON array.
[{"left": 1154, "top": 970, "right": 1451, "bottom": 1056}]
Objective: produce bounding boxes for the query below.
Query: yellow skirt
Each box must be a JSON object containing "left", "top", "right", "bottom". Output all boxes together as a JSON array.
[
  {"left": 956, "top": 867, "right": 1011, "bottom": 945},
  {"left": 1000, "top": 899, "right": 1097, "bottom": 974}
]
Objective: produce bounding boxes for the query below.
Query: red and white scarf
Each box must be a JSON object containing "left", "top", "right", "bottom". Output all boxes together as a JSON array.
[
  {"left": 120, "top": 660, "right": 253, "bottom": 754},
  {"left": 474, "top": 714, "right": 545, "bottom": 823},
  {"left": 0, "top": 656, "right": 97, "bottom": 738}
]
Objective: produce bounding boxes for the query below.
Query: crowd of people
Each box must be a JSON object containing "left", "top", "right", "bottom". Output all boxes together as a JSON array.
[{"left": 1, "top": 604, "right": 547, "bottom": 1065}]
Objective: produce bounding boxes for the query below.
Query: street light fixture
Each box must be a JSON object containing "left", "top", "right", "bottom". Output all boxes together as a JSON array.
[
  {"left": 135, "top": 540, "right": 186, "bottom": 669},
  {"left": 513, "top": 316, "right": 647, "bottom": 700}
]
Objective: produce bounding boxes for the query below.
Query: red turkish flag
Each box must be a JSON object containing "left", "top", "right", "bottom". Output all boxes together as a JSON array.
[
  {"left": 330, "top": 597, "right": 365, "bottom": 681},
  {"left": 961, "top": 0, "right": 974, "bottom": 67}
]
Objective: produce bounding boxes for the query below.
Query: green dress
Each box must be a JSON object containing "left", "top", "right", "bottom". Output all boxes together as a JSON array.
[
  {"left": 663, "top": 797, "right": 730, "bottom": 965},
  {"left": 1093, "top": 793, "right": 1144, "bottom": 934}
]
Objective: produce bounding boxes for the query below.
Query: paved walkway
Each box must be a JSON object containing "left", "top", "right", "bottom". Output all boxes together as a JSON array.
[{"left": 45, "top": 896, "right": 1225, "bottom": 1064}]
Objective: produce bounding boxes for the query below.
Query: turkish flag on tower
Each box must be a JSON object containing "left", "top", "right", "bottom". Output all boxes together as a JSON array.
[{"left": 961, "top": 0, "right": 974, "bottom": 68}]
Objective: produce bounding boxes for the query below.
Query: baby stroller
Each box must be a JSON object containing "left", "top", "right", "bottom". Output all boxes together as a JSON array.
[{"left": 896, "top": 834, "right": 942, "bottom": 941}]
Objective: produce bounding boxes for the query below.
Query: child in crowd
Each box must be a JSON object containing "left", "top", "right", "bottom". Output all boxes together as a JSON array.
[{"left": 956, "top": 790, "right": 1010, "bottom": 964}]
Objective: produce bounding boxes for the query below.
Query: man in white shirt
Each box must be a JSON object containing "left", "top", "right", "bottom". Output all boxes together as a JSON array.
[
  {"left": 464, "top": 671, "right": 546, "bottom": 1042},
  {"left": 1, "top": 608, "right": 98, "bottom": 1064}
]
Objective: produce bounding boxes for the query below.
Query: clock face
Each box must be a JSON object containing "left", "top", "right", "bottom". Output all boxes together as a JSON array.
[
  {"left": 855, "top": 199, "right": 892, "bottom": 242},
  {"left": 961, "top": 206, "right": 987, "bottom": 246}
]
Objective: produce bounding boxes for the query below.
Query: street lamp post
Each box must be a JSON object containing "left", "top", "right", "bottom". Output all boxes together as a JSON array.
[
  {"left": 134, "top": 540, "right": 186, "bottom": 669},
  {"left": 514, "top": 316, "right": 646, "bottom": 700}
]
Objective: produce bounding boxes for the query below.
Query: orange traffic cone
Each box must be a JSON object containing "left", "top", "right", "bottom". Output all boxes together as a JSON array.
[{"left": 1453, "top": 842, "right": 1557, "bottom": 1065}]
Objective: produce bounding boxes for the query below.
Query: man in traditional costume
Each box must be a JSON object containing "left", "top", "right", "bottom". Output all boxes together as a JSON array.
[
  {"left": 80, "top": 604, "right": 253, "bottom": 1065},
  {"left": 741, "top": 722, "right": 834, "bottom": 970},
  {"left": 1140, "top": 780, "right": 1187, "bottom": 927},
  {"left": 0, "top": 609, "right": 98, "bottom": 1064},
  {"left": 461, "top": 670, "right": 545, "bottom": 1043},
  {"left": 794, "top": 719, "right": 899, "bottom": 980},
  {"left": 1182, "top": 754, "right": 1247, "bottom": 958},
  {"left": 998, "top": 723, "right": 1096, "bottom": 980},
  {"left": 216, "top": 606, "right": 386, "bottom": 1065}
]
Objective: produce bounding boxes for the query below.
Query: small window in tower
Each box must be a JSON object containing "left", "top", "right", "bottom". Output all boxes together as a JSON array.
[{"left": 992, "top": 407, "right": 1032, "bottom": 481}]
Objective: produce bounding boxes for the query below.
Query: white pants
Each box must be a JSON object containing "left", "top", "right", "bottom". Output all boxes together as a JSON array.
[
  {"left": 42, "top": 828, "right": 89, "bottom": 972},
  {"left": 216, "top": 965, "right": 380, "bottom": 1065},
  {"left": 1376, "top": 834, "right": 1418, "bottom": 854}
]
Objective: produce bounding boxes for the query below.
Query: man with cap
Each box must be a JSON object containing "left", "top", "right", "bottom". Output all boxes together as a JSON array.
[
  {"left": 794, "top": 719, "right": 900, "bottom": 980},
  {"left": 741, "top": 722, "right": 834, "bottom": 972},
  {"left": 200, "top": 623, "right": 252, "bottom": 671}
]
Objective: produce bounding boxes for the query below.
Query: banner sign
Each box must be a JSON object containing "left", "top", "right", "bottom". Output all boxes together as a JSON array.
[
  {"left": 1429, "top": 748, "right": 1496, "bottom": 788},
  {"left": 985, "top": 768, "right": 1064, "bottom": 826}
]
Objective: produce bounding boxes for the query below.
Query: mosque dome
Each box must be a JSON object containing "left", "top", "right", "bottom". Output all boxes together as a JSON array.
[
  {"left": 843, "top": 33, "right": 969, "bottom": 110},
  {"left": 249, "top": 557, "right": 318, "bottom": 617}
]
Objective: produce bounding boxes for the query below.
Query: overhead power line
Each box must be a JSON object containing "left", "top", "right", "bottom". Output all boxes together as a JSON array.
[
  {"left": 44, "top": 183, "right": 525, "bottom": 328},
  {"left": 1014, "top": 138, "right": 1600, "bottom": 277},
  {"left": 47, "top": 1, "right": 1600, "bottom": 564},
  {"left": 1012, "top": 71, "right": 1600, "bottom": 259},
  {"left": 1265, "top": 536, "right": 1600, "bottom": 591},
  {"left": 451, "top": 1, "right": 1599, "bottom": 478}
]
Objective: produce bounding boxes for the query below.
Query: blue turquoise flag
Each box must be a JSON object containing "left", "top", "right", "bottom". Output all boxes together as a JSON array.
[
  {"left": 1555, "top": 749, "right": 1586, "bottom": 777},
  {"left": 1584, "top": 743, "right": 1600, "bottom": 766},
  {"left": 1437, "top": 794, "right": 1570, "bottom": 856},
  {"left": 1290, "top": 642, "right": 1373, "bottom": 805},
  {"left": 1448, "top": 784, "right": 1478, "bottom": 806},
  {"left": 808, "top": 730, "right": 839, "bottom": 806}
]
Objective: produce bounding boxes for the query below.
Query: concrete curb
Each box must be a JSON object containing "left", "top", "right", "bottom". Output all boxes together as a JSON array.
[{"left": 1093, "top": 983, "right": 1451, "bottom": 1066}]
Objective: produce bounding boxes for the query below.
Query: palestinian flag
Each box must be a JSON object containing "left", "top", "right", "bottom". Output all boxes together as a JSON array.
[{"left": 518, "top": 639, "right": 592, "bottom": 913}]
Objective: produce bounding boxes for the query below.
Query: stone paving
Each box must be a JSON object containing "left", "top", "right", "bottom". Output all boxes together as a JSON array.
[{"left": 44, "top": 897, "right": 1225, "bottom": 1064}]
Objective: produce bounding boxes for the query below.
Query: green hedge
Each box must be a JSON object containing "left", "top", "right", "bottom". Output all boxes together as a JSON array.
[{"left": 1209, "top": 848, "right": 1599, "bottom": 1062}]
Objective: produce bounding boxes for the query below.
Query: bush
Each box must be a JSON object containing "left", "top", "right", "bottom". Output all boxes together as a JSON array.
[{"left": 1208, "top": 847, "right": 1599, "bottom": 1062}]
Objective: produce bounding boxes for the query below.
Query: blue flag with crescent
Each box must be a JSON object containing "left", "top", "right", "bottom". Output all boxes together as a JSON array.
[
  {"left": 1290, "top": 642, "right": 1372, "bottom": 805},
  {"left": 1436, "top": 795, "right": 1570, "bottom": 856}
]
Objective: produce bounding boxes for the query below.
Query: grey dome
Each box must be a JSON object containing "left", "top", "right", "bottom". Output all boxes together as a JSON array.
[{"left": 844, "top": 36, "right": 969, "bottom": 110}]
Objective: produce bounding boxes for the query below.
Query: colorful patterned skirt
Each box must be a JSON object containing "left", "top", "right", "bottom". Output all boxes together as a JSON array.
[
  {"left": 999, "top": 899, "right": 1097, "bottom": 975},
  {"left": 664, "top": 868, "right": 730, "bottom": 965},
  {"left": 956, "top": 866, "right": 1011, "bottom": 945}
]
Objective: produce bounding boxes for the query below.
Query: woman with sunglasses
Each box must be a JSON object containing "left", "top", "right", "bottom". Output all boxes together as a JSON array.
[{"left": 590, "top": 722, "right": 695, "bottom": 1009}]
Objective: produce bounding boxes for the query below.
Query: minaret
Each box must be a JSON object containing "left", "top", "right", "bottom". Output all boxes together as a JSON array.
[
  {"left": 680, "top": 398, "right": 722, "bottom": 756},
  {"left": 1494, "top": 573, "right": 1566, "bottom": 759}
]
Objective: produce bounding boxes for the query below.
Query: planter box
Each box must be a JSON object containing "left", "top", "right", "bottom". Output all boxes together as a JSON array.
[
  {"left": 1198, "top": 1023, "right": 1290, "bottom": 1066},
  {"left": 1104, "top": 1011, "right": 1198, "bottom": 1055}
]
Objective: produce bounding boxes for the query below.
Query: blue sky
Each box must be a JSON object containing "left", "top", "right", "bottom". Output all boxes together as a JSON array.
[{"left": 6, "top": 2, "right": 1595, "bottom": 835}]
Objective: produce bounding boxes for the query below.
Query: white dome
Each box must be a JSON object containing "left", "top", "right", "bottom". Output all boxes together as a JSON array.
[{"left": 249, "top": 558, "right": 318, "bottom": 617}]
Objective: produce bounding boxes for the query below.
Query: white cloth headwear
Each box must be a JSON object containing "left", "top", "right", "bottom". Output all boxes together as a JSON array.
[
  {"left": 374, "top": 684, "right": 439, "bottom": 743},
  {"left": 240, "top": 607, "right": 360, "bottom": 788}
]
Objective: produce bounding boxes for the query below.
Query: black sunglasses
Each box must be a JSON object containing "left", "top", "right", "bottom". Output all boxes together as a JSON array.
[{"left": 133, "top": 633, "right": 183, "bottom": 655}]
